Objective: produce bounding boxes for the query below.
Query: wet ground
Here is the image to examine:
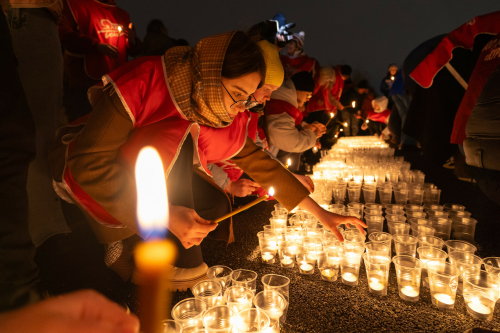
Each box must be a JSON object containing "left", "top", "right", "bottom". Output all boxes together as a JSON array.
[{"left": 35, "top": 149, "right": 500, "bottom": 332}]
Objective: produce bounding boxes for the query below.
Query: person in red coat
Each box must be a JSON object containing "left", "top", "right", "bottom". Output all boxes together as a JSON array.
[
  {"left": 59, "top": 0, "right": 142, "bottom": 122},
  {"left": 280, "top": 31, "right": 320, "bottom": 80}
]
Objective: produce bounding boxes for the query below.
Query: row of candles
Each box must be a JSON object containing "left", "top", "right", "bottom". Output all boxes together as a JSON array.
[
  {"left": 167, "top": 268, "right": 289, "bottom": 333},
  {"left": 257, "top": 137, "right": 499, "bottom": 322},
  {"left": 260, "top": 201, "right": 500, "bottom": 321}
]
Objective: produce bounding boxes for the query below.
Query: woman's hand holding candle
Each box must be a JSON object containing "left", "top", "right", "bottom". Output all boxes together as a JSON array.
[
  {"left": 168, "top": 205, "right": 217, "bottom": 249},
  {"left": 225, "top": 179, "right": 259, "bottom": 197},
  {"left": 297, "top": 196, "right": 367, "bottom": 242}
]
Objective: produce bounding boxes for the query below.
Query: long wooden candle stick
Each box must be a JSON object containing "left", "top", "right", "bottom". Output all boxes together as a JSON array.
[
  {"left": 325, "top": 112, "right": 334, "bottom": 127},
  {"left": 212, "top": 187, "right": 274, "bottom": 224}
]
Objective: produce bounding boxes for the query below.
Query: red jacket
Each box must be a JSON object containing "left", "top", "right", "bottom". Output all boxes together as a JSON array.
[
  {"left": 265, "top": 98, "right": 304, "bottom": 126},
  {"left": 280, "top": 53, "right": 320, "bottom": 80},
  {"left": 59, "top": 0, "right": 142, "bottom": 87},
  {"left": 451, "top": 33, "right": 500, "bottom": 144}
]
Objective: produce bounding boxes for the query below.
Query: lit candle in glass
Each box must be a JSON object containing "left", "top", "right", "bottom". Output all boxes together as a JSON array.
[
  {"left": 467, "top": 297, "right": 491, "bottom": 320},
  {"left": 262, "top": 252, "right": 274, "bottom": 263},
  {"left": 434, "top": 293, "right": 454, "bottom": 305},
  {"left": 369, "top": 278, "right": 384, "bottom": 291},
  {"left": 134, "top": 147, "right": 177, "bottom": 333},
  {"left": 299, "top": 261, "right": 314, "bottom": 274},
  {"left": 401, "top": 286, "right": 419, "bottom": 298},
  {"left": 342, "top": 272, "right": 357, "bottom": 283},
  {"left": 321, "top": 269, "right": 337, "bottom": 281},
  {"left": 281, "top": 256, "right": 293, "bottom": 267}
]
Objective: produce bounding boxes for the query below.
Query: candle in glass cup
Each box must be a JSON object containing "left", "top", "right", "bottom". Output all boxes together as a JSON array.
[
  {"left": 342, "top": 272, "right": 357, "bottom": 283},
  {"left": 321, "top": 269, "right": 337, "bottom": 281},
  {"left": 369, "top": 278, "right": 384, "bottom": 291},
  {"left": 262, "top": 252, "right": 274, "bottom": 263}
]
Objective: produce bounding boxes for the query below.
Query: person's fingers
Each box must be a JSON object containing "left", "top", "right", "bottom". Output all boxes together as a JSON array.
[
  {"left": 330, "top": 226, "right": 344, "bottom": 242},
  {"left": 193, "top": 221, "right": 218, "bottom": 233},
  {"left": 188, "top": 237, "right": 204, "bottom": 246},
  {"left": 181, "top": 241, "right": 194, "bottom": 249},
  {"left": 241, "top": 179, "right": 259, "bottom": 187},
  {"left": 355, "top": 223, "right": 366, "bottom": 236},
  {"left": 53, "top": 290, "right": 140, "bottom": 332},
  {"left": 350, "top": 217, "right": 367, "bottom": 228}
]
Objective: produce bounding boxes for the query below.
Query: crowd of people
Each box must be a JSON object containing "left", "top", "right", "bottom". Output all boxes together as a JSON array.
[{"left": 1, "top": 0, "right": 500, "bottom": 331}]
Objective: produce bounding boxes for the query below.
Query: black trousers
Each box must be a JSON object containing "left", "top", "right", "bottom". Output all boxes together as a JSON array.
[
  {"left": 166, "top": 134, "right": 230, "bottom": 268},
  {"left": 0, "top": 11, "right": 40, "bottom": 311}
]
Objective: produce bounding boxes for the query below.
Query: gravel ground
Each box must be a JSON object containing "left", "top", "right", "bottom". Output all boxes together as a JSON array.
[{"left": 35, "top": 149, "right": 500, "bottom": 332}]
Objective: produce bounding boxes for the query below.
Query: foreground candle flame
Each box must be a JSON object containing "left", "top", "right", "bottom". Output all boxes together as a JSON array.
[
  {"left": 136, "top": 146, "right": 168, "bottom": 238},
  {"left": 330, "top": 112, "right": 333, "bottom": 118},
  {"left": 344, "top": 122, "right": 348, "bottom": 127},
  {"left": 352, "top": 101, "right": 356, "bottom": 108},
  {"left": 269, "top": 187, "right": 274, "bottom": 197},
  {"left": 287, "top": 159, "right": 291, "bottom": 167},
  {"left": 365, "top": 119, "right": 369, "bottom": 123},
  {"left": 391, "top": 76, "right": 395, "bottom": 81},
  {"left": 118, "top": 25, "right": 122, "bottom": 33}
]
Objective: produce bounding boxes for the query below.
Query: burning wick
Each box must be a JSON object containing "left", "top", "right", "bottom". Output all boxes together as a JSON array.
[
  {"left": 117, "top": 26, "right": 122, "bottom": 49},
  {"left": 340, "top": 128, "right": 343, "bottom": 132},
  {"left": 286, "top": 158, "right": 291, "bottom": 169},
  {"left": 325, "top": 112, "right": 334, "bottom": 126},
  {"left": 365, "top": 119, "right": 369, "bottom": 123},
  {"left": 344, "top": 122, "right": 348, "bottom": 127},
  {"left": 351, "top": 101, "right": 356, "bottom": 108},
  {"left": 391, "top": 76, "right": 395, "bottom": 81}
]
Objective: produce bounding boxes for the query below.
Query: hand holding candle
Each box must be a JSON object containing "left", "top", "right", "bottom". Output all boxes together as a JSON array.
[
  {"left": 212, "top": 187, "right": 274, "bottom": 224},
  {"left": 325, "top": 112, "right": 334, "bottom": 127}
]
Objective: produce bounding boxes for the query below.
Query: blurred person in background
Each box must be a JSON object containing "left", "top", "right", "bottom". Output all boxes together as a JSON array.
[{"left": 381, "top": 63, "right": 398, "bottom": 97}]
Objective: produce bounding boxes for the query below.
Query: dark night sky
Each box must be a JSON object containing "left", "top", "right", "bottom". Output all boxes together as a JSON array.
[{"left": 120, "top": 0, "right": 499, "bottom": 93}]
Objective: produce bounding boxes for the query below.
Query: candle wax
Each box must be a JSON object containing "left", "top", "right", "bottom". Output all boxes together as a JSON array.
[
  {"left": 300, "top": 263, "right": 313, "bottom": 271},
  {"left": 468, "top": 300, "right": 491, "bottom": 315},
  {"left": 401, "top": 286, "right": 419, "bottom": 297},
  {"left": 262, "top": 253, "right": 274, "bottom": 261},
  {"left": 281, "top": 258, "right": 293, "bottom": 265},
  {"left": 322, "top": 269, "right": 336, "bottom": 279},
  {"left": 434, "top": 293, "right": 454, "bottom": 305},
  {"left": 342, "top": 273, "right": 357, "bottom": 282},
  {"left": 369, "top": 278, "right": 384, "bottom": 291}
]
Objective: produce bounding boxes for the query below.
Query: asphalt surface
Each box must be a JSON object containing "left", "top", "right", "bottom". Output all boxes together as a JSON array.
[{"left": 35, "top": 149, "right": 500, "bottom": 332}]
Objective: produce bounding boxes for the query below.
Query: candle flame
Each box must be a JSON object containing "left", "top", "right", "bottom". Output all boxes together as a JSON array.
[
  {"left": 340, "top": 128, "right": 343, "bottom": 131},
  {"left": 269, "top": 187, "right": 274, "bottom": 196},
  {"left": 366, "top": 119, "right": 369, "bottom": 123},
  {"left": 391, "top": 76, "right": 395, "bottom": 80},
  {"left": 344, "top": 122, "right": 348, "bottom": 127},
  {"left": 118, "top": 25, "right": 122, "bottom": 32},
  {"left": 135, "top": 147, "right": 168, "bottom": 238},
  {"left": 352, "top": 101, "right": 356, "bottom": 108},
  {"left": 330, "top": 112, "right": 333, "bottom": 118},
  {"left": 334, "top": 134, "right": 338, "bottom": 138},
  {"left": 287, "top": 158, "right": 291, "bottom": 166}
]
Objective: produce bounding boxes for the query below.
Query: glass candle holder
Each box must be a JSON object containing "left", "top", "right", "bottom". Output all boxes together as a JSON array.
[
  {"left": 253, "top": 291, "right": 287, "bottom": 333},
  {"left": 344, "top": 231, "right": 366, "bottom": 249},
  {"left": 318, "top": 250, "right": 340, "bottom": 282},
  {"left": 192, "top": 280, "right": 222, "bottom": 309},
  {"left": 443, "top": 203, "right": 465, "bottom": 212},
  {"left": 410, "top": 225, "right": 435, "bottom": 238},
  {"left": 368, "top": 232, "right": 393, "bottom": 254},
  {"left": 262, "top": 274, "right": 290, "bottom": 323},
  {"left": 386, "top": 215, "right": 406, "bottom": 224},
  {"left": 365, "top": 203, "right": 383, "bottom": 210},
  {"left": 206, "top": 265, "right": 233, "bottom": 305},
  {"left": 364, "top": 241, "right": 390, "bottom": 258},
  {"left": 405, "top": 211, "right": 427, "bottom": 219},
  {"left": 445, "top": 240, "right": 477, "bottom": 255},
  {"left": 364, "top": 215, "right": 384, "bottom": 235},
  {"left": 417, "top": 235, "right": 445, "bottom": 250},
  {"left": 385, "top": 204, "right": 404, "bottom": 211},
  {"left": 333, "top": 185, "right": 347, "bottom": 204},
  {"left": 231, "top": 269, "right": 258, "bottom": 295},
  {"left": 463, "top": 270, "right": 500, "bottom": 321},
  {"left": 278, "top": 242, "right": 297, "bottom": 268},
  {"left": 483, "top": 257, "right": 500, "bottom": 276},
  {"left": 393, "top": 235, "right": 418, "bottom": 257},
  {"left": 347, "top": 187, "right": 361, "bottom": 203},
  {"left": 224, "top": 286, "right": 254, "bottom": 315},
  {"left": 340, "top": 244, "right": 364, "bottom": 286},
  {"left": 171, "top": 298, "right": 207, "bottom": 331},
  {"left": 202, "top": 305, "right": 235, "bottom": 333},
  {"left": 363, "top": 253, "right": 391, "bottom": 296},
  {"left": 423, "top": 204, "right": 444, "bottom": 212},
  {"left": 416, "top": 246, "right": 448, "bottom": 288},
  {"left": 269, "top": 217, "right": 287, "bottom": 230},
  {"left": 404, "top": 204, "right": 423, "bottom": 212},
  {"left": 234, "top": 308, "right": 270, "bottom": 333},
  {"left": 448, "top": 251, "right": 483, "bottom": 294},
  {"left": 364, "top": 208, "right": 383, "bottom": 216},
  {"left": 426, "top": 261, "right": 460, "bottom": 310},
  {"left": 429, "top": 217, "right": 453, "bottom": 241},
  {"left": 385, "top": 208, "right": 405, "bottom": 216},
  {"left": 284, "top": 227, "right": 304, "bottom": 244},
  {"left": 161, "top": 319, "right": 183, "bottom": 333},
  {"left": 362, "top": 185, "right": 377, "bottom": 205},
  {"left": 393, "top": 255, "right": 424, "bottom": 302},
  {"left": 258, "top": 232, "right": 277, "bottom": 265},
  {"left": 426, "top": 210, "right": 449, "bottom": 219},
  {"left": 387, "top": 222, "right": 410, "bottom": 237},
  {"left": 271, "top": 210, "right": 287, "bottom": 221},
  {"left": 450, "top": 217, "right": 477, "bottom": 242},
  {"left": 448, "top": 210, "right": 472, "bottom": 219},
  {"left": 297, "top": 248, "right": 317, "bottom": 275},
  {"left": 394, "top": 188, "right": 408, "bottom": 205},
  {"left": 408, "top": 188, "right": 423, "bottom": 205},
  {"left": 378, "top": 184, "right": 393, "bottom": 206}
]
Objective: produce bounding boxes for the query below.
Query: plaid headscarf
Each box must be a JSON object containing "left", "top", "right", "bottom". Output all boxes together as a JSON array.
[{"left": 163, "top": 31, "right": 236, "bottom": 128}]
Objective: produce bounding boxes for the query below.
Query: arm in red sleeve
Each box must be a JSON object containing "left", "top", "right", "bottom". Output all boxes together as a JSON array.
[{"left": 59, "top": 0, "right": 99, "bottom": 54}]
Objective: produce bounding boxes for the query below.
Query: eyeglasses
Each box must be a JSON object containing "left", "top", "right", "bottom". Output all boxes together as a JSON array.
[{"left": 221, "top": 81, "right": 260, "bottom": 110}]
